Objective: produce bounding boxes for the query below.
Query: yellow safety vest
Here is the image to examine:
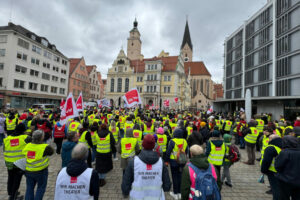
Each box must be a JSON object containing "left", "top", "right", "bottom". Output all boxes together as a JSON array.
[
  {"left": 144, "top": 124, "right": 154, "bottom": 134},
  {"left": 96, "top": 134, "right": 111, "bottom": 153},
  {"left": 186, "top": 127, "right": 193, "bottom": 139},
  {"left": 244, "top": 127, "right": 259, "bottom": 144},
  {"left": 170, "top": 138, "right": 187, "bottom": 160},
  {"left": 25, "top": 120, "right": 32, "bottom": 133},
  {"left": 215, "top": 120, "right": 221, "bottom": 129},
  {"left": 233, "top": 122, "right": 240, "bottom": 133},
  {"left": 88, "top": 114, "right": 96, "bottom": 126},
  {"left": 119, "top": 117, "right": 125, "bottom": 129},
  {"left": 121, "top": 138, "right": 137, "bottom": 158},
  {"left": 261, "top": 144, "right": 281, "bottom": 173},
  {"left": 170, "top": 123, "right": 177, "bottom": 133},
  {"left": 4, "top": 135, "right": 28, "bottom": 163},
  {"left": 6, "top": 118, "right": 17, "bottom": 131},
  {"left": 125, "top": 122, "right": 134, "bottom": 135},
  {"left": 224, "top": 120, "right": 232, "bottom": 131},
  {"left": 256, "top": 119, "right": 264, "bottom": 133},
  {"left": 68, "top": 121, "right": 80, "bottom": 132},
  {"left": 275, "top": 129, "right": 282, "bottom": 138},
  {"left": 208, "top": 141, "right": 225, "bottom": 166},
  {"left": 260, "top": 136, "right": 270, "bottom": 165},
  {"left": 22, "top": 143, "right": 49, "bottom": 172},
  {"left": 109, "top": 126, "right": 119, "bottom": 143},
  {"left": 78, "top": 131, "right": 91, "bottom": 148},
  {"left": 133, "top": 130, "right": 143, "bottom": 149},
  {"left": 157, "top": 134, "right": 167, "bottom": 152}
]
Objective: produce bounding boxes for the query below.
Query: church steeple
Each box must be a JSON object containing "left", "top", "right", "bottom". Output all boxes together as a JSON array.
[
  {"left": 181, "top": 20, "right": 193, "bottom": 62},
  {"left": 127, "top": 18, "right": 142, "bottom": 60}
]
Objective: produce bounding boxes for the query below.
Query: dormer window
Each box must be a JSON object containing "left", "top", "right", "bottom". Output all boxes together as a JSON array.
[
  {"left": 31, "top": 35, "right": 36, "bottom": 41},
  {"left": 117, "top": 59, "right": 125, "bottom": 64},
  {"left": 52, "top": 46, "right": 56, "bottom": 51},
  {"left": 41, "top": 39, "right": 48, "bottom": 47}
]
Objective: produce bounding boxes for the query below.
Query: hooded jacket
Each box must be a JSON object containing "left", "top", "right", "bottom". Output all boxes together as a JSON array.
[
  {"left": 121, "top": 150, "right": 171, "bottom": 196},
  {"left": 205, "top": 137, "right": 224, "bottom": 157},
  {"left": 187, "top": 131, "right": 203, "bottom": 147},
  {"left": 65, "top": 159, "right": 99, "bottom": 200},
  {"left": 275, "top": 136, "right": 300, "bottom": 187},
  {"left": 180, "top": 155, "right": 222, "bottom": 200},
  {"left": 261, "top": 137, "right": 282, "bottom": 174},
  {"left": 61, "top": 141, "right": 77, "bottom": 168}
]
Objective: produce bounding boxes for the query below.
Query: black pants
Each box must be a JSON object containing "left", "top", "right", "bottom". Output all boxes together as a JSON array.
[
  {"left": 54, "top": 138, "right": 64, "bottom": 154},
  {"left": 278, "top": 180, "right": 300, "bottom": 200},
  {"left": 267, "top": 173, "right": 280, "bottom": 200},
  {"left": 213, "top": 165, "right": 222, "bottom": 191},
  {"left": 7, "top": 167, "right": 23, "bottom": 198},
  {"left": 170, "top": 166, "right": 182, "bottom": 194},
  {"left": 87, "top": 148, "right": 92, "bottom": 168}
]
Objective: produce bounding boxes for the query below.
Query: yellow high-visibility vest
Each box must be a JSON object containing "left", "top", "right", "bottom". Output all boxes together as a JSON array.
[
  {"left": 78, "top": 131, "right": 91, "bottom": 148},
  {"left": 96, "top": 134, "right": 111, "bottom": 153},
  {"left": 170, "top": 138, "right": 187, "bottom": 160},
  {"left": 4, "top": 135, "right": 28, "bottom": 162},
  {"left": 157, "top": 134, "right": 167, "bottom": 152},
  {"left": 133, "top": 130, "right": 143, "bottom": 149},
  {"left": 244, "top": 127, "right": 259, "bottom": 144},
  {"left": 208, "top": 141, "right": 225, "bottom": 166},
  {"left": 261, "top": 144, "right": 281, "bottom": 173},
  {"left": 256, "top": 119, "right": 264, "bottom": 133},
  {"left": 121, "top": 138, "right": 137, "bottom": 158},
  {"left": 68, "top": 121, "right": 80, "bottom": 132},
  {"left": 6, "top": 118, "right": 17, "bottom": 131},
  {"left": 109, "top": 126, "right": 119, "bottom": 143},
  {"left": 186, "top": 127, "right": 193, "bottom": 139},
  {"left": 224, "top": 120, "right": 232, "bottom": 131},
  {"left": 22, "top": 143, "right": 49, "bottom": 172}
]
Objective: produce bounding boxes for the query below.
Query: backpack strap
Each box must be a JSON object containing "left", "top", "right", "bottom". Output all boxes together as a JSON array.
[{"left": 210, "top": 164, "right": 217, "bottom": 181}]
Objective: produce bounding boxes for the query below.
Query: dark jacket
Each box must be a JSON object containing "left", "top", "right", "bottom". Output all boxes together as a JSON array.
[
  {"left": 181, "top": 155, "right": 222, "bottom": 200},
  {"left": 65, "top": 159, "right": 99, "bottom": 200},
  {"left": 200, "top": 127, "right": 210, "bottom": 143},
  {"left": 61, "top": 141, "right": 77, "bottom": 168},
  {"left": 95, "top": 129, "right": 116, "bottom": 173},
  {"left": 187, "top": 131, "right": 203, "bottom": 147},
  {"left": 205, "top": 137, "right": 224, "bottom": 157},
  {"left": 121, "top": 150, "right": 171, "bottom": 196},
  {"left": 261, "top": 137, "right": 282, "bottom": 175},
  {"left": 275, "top": 136, "right": 300, "bottom": 187},
  {"left": 165, "top": 129, "right": 189, "bottom": 167}
]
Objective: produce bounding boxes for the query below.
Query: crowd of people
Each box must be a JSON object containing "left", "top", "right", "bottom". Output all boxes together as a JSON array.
[{"left": 0, "top": 107, "right": 300, "bottom": 200}]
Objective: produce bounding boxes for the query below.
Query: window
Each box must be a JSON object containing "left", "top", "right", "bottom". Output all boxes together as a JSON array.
[
  {"left": 73, "top": 79, "right": 76, "bottom": 85},
  {"left": 17, "top": 53, "right": 27, "bottom": 61},
  {"left": 154, "top": 75, "right": 157, "bottom": 81},
  {"left": 52, "top": 76, "right": 58, "bottom": 82},
  {"left": 151, "top": 74, "right": 153, "bottom": 81},
  {"left": 147, "top": 75, "right": 150, "bottom": 80},
  {"left": 153, "top": 86, "right": 156, "bottom": 92},
  {"left": 60, "top": 78, "right": 66, "bottom": 83},
  {"left": 168, "top": 76, "right": 171, "bottom": 81},
  {"left": 151, "top": 65, "right": 154, "bottom": 70},
  {"left": 0, "top": 49, "right": 5, "bottom": 57},
  {"left": 31, "top": 58, "right": 40, "bottom": 65},
  {"left": 43, "top": 50, "right": 52, "bottom": 59},
  {"left": 0, "top": 63, "right": 3, "bottom": 70},
  {"left": 78, "top": 81, "right": 80, "bottom": 86},
  {"left": 17, "top": 38, "right": 29, "bottom": 49},
  {"left": 31, "top": 35, "right": 36, "bottom": 40},
  {"left": 125, "top": 78, "right": 129, "bottom": 92},
  {"left": 117, "top": 78, "right": 122, "bottom": 92},
  {"left": 53, "top": 66, "right": 59, "bottom": 72},
  {"left": 15, "top": 65, "right": 27, "bottom": 73},
  {"left": 164, "top": 86, "right": 171, "bottom": 93},
  {"left": 54, "top": 55, "right": 60, "bottom": 62},
  {"left": 0, "top": 35, "right": 7, "bottom": 43},
  {"left": 14, "top": 79, "right": 25, "bottom": 89},
  {"left": 42, "top": 73, "right": 50, "bottom": 80},
  {"left": 41, "top": 39, "right": 48, "bottom": 47},
  {"left": 0, "top": 78, "right": 2, "bottom": 87},
  {"left": 277, "top": 79, "right": 291, "bottom": 96},
  {"left": 59, "top": 88, "right": 65, "bottom": 94},
  {"left": 51, "top": 86, "right": 57, "bottom": 93},
  {"left": 200, "top": 80, "right": 203, "bottom": 92},
  {"left": 277, "top": 0, "right": 290, "bottom": 16},
  {"left": 41, "top": 84, "right": 48, "bottom": 92},
  {"left": 110, "top": 79, "right": 114, "bottom": 92},
  {"left": 277, "top": 13, "right": 290, "bottom": 36},
  {"left": 30, "top": 69, "right": 39, "bottom": 77},
  {"left": 147, "top": 86, "right": 149, "bottom": 93},
  {"left": 61, "top": 69, "right": 66, "bottom": 74},
  {"left": 277, "top": 57, "right": 291, "bottom": 77},
  {"left": 277, "top": 35, "right": 290, "bottom": 56},
  {"left": 28, "top": 82, "right": 38, "bottom": 90},
  {"left": 32, "top": 45, "right": 41, "bottom": 54},
  {"left": 164, "top": 76, "right": 167, "bottom": 81},
  {"left": 62, "top": 59, "right": 68, "bottom": 66},
  {"left": 155, "top": 64, "right": 157, "bottom": 70},
  {"left": 148, "top": 65, "right": 150, "bottom": 70}
]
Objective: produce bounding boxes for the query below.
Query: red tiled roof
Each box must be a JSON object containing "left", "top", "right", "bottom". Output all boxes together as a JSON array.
[
  {"left": 69, "top": 58, "right": 81, "bottom": 75},
  {"left": 130, "top": 56, "right": 178, "bottom": 73},
  {"left": 86, "top": 65, "right": 94, "bottom": 74},
  {"left": 184, "top": 61, "right": 211, "bottom": 76}
]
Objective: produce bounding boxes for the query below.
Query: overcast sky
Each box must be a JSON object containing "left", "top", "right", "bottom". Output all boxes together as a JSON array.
[{"left": 0, "top": 0, "right": 267, "bottom": 82}]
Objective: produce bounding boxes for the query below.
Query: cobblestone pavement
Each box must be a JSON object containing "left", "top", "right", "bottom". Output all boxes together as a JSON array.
[{"left": 0, "top": 143, "right": 272, "bottom": 200}]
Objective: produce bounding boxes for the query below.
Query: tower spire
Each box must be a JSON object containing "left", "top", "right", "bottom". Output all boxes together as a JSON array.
[{"left": 181, "top": 20, "right": 193, "bottom": 50}]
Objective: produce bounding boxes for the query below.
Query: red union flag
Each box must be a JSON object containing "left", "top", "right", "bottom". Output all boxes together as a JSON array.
[
  {"left": 163, "top": 99, "right": 169, "bottom": 107},
  {"left": 174, "top": 97, "right": 179, "bottom": 103},
  {"left": 60, "top": 98, "right": 65, "bottom": 110},
  {"left": 76, "top": 92, "right": 83, "bottom": 111},
  {"left": 60, "top": 93, "right": 79, "bottom": 125},
  {"left": 122, "top": 88, "right": 142, "bottom": 108}
]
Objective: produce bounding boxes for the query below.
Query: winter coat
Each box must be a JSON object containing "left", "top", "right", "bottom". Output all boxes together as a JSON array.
[
  {"left": 200, "top": 127, "right": 210, "bottom": 143},
  {"left": 261, "top": 137, "right": 282, "bottom": 175},
  {"left": 294, "top": 120, "right": 300, "bottom": 127},
  {"left": 65, "top": 159, "right": 99, "bottom": 199},
  {"left": 275, "top": 136, "right": 300, "bottom": 187},
  {"left": 95, "top": 129, "right": 116, "bottom": 173},
  {"left": 205, "top": 137, "right": 224, "bottom": 157},
  {"left": 181, "top": 154, "right": 222, "bottom": 200},
  {"left": 187, "top": 131, "right": 203, "bottom": 147},
  {"left": 61, "top": 141, "right": 77, "bottom": 168},
  {"left": 121, "top": 150, "right": 171, "bottom": 196}
]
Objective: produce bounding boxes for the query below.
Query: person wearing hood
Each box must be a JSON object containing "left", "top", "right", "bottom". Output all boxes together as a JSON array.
[
  {"left": 95, "top": 123, "right": 116, "bottom": 187},
  {"left": 54, "top": 143, "right": 99, "bottom": 200},
  {"left": 121, "top": 134, "right": 171, "bottom": 199},
  {"left": 5, "top": 114, "right": 18, "bottom": 136},
  {"left": 53, "top": 117, "right": 67, "bottom": 154},
  {"left": 205, "top": 130, "right": 225, "bottom": 191},
  {"left": 187, "top": 127, "right": 203, "bottom": 148},
  {"left": 260, "top": 134, "right": 282, "bottom": 199},
  {"left": 118, "top": 128, "right": 140, "bottom": 174},
  {"left": 165, "top": 128, "right": 188, "bottom": 200},
  {"left": 0, "top": 113, "right": 6, "bottom": 146},
  {"left": 243, "top": 120, "right": 259, "bottom": 165},
  {"left": 181, "top": 145, "right": 221, "bottom": 200},
  {"left": 3, "top": 123, "right": 31, "bottom": 200},
  {"left": 61, "top": 131, "right": 79, "bottom": 168},
  {"left": 275, "top": 135, "right": 300, "bottom": 200},
  {"left": 200, "top": 121, "right": 210, "bottom": 143}
]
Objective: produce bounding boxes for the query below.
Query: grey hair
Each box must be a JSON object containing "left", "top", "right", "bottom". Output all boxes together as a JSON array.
[
  {"left": 32, "top": 130, "right": 44, "bottom": 143},
  {"left": 71, "top": 143, "right": 88, "bottom": 160},
  {"left": 67, "top": 131, "right": 77, "bottom": 141},
  {"left": 190, "top": 145, "right": 204, "bottom": 156}
]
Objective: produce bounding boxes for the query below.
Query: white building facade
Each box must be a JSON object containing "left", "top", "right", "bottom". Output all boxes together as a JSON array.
[{"left": 0, "top": 22, "right": 69, "bottom": 108}]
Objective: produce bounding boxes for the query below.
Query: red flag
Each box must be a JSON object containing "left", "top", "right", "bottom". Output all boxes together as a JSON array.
[
  {"left": 60, "top": 98, "right": 65, "bottom": 110},
  {"left": 76, "top": 92, "right": 83, "bottom": 111},
  {"left": 163, "top": 99, "right": 170, "bottom": 107},
  {"left": 60, "top": 93, "right": 79, "bottom": 125},
  {"left": 174, "top": 97, "right": 179, "bottom": 103},
  {"left": 122, "top": 88, "right": 142, "bottom": 108}
]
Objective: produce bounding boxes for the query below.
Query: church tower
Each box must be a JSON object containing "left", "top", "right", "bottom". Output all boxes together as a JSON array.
[
  {"left": 127, "top": 18, "right": 142, "bottom": 60},
  {"left": 181, "top": 20, "right": 193, "bottom": 62}
]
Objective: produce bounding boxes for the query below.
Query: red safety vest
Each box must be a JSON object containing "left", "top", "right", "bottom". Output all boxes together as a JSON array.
[{"left": 54, "top": 124, "right": 65, "bottom": 138}]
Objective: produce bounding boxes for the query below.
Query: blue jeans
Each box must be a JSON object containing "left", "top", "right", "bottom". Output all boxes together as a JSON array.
[
  {"left": 0, "top": 133, "right": 5, "bottom": 146},
  {"left": 92, "top": 147, "right": 96, "bottom": 162},
  {"left": 170, "top": 166, "right": 182, "bottom": 194},
  {"left": 25, "top": 169, "right": 48, "bottom": 200},
  {"left": 120, "top": 129, "right": 124, "bottom": 138},
  {"left": 239, "top": 135, "right": 245, "bottom": 148}
]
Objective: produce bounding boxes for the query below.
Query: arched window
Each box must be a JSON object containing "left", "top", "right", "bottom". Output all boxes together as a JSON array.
[
  {"left": 117, "top": 78, "right": 122, "bottom": 92},
  {"left": 110, "top": 79, "right": 114, "bottom": 92},
  {"left": 200, "top": 79, "right": 203, "bottom": 93},
  {"left": 125, "top": 78, "right": 129, "bottom": 92}
]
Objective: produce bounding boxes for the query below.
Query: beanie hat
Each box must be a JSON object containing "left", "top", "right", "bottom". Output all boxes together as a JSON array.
[
  {"left": 200, "top": 122, "right": 206, "bottom": 127},
  {"left": 212, "top": 130, "right": 220, "bottom": 137},
  {"left": 157, "top": 127, "right": 164, "bottom": 134},
  {"left": 142, "top": 134, "right": 155, "bottom": 150},
  {"left": 15, "top": 123, "right": 26, "bottom": 135}
]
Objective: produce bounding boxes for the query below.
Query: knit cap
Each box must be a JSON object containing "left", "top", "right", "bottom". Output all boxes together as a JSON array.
[
  {"left": 157, "top": 127, "right": 164, "bottom": 134},
  {"left": 142, "top": 134, "right": 155, "bottom": 150},
  {"left": 212, "top": 130, "right": 221, "bottom": 137}
]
